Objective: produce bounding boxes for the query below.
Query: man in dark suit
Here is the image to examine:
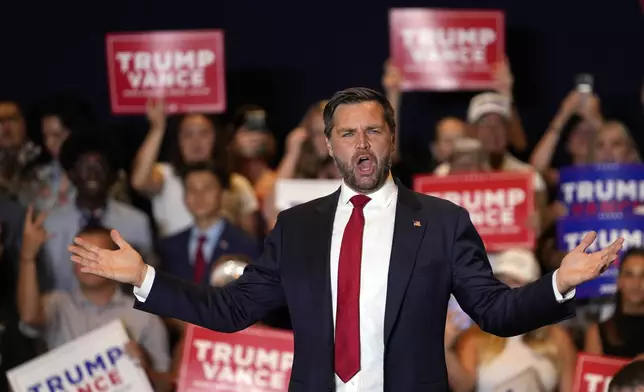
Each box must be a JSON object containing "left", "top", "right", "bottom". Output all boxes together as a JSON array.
[
  {"left": 157, "top": 162, "right": 260, "bottom": 284},
  {"left": 69, "top": 87, "right": 624, "bottom": 392}
]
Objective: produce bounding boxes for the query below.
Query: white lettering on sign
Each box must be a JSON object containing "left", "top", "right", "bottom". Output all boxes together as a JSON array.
[
  {"left": 584, "top": 373, "right": 613, "bottom": 392},
  {"left": 563, "top": 229, "right": 643, "bottom": 252},
  {"left": 400, "top": 28, "right": 496, "bottom": 64},
  {"left": 115, "top": 50, "right": 215, "bottom": 89},
  {"left": 560, "top": 179, "right": 644, "bottom": 204},
  {"left": 427, "top": 188, "right": 525, "bottom": 227},
  {"left": 193, "top": 339, "right": 293, "bottom": 388}
]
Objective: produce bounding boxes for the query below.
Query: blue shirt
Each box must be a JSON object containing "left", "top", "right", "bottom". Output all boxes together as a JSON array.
[{"left": 188, "top": 219, "right": 226, "bottom": 265}]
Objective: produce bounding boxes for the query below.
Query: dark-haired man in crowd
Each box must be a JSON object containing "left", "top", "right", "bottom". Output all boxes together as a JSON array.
[
  {"left": 158, "top": 162, "right": 260, "bottom": 283},
  {"left": 42, "top": 133, "right": 153, "bottom": 292},
  {"left": 0, "top": 197, "right": 39, "bottom": 392},
  {"left": 17, "top": 214, "right": 171, "bottom": 390}
]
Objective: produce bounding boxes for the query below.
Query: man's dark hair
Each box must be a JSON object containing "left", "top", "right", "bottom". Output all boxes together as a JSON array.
[
  {"left": 58, "top": 131, "right": 120, "bottom": 174},
  {"left": 609, "top": 360, "right": 644, "bottom": 391},
  {"left": 180, "top": 161, "right": 231, "bottom": 189},
  {"left": 76, "top": 223, "right": 117, "bottom": 250},
  {"left": 322, "top": 87, "right": 396, "bottom": 138}
]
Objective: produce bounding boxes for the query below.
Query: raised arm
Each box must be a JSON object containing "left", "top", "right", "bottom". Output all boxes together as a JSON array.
[
  {"left": 382, "top": 60, "right": 403, "bottom": 162},
  {"left": 130, "top": 99, "right": 167, "bottom": 196},
  {"left": 530, "top": 91, "right": 579, "bottom": 172},
  {"left": 68, "top": 218, "right": 287, "bottom": 333},
  {"left": 16, "top": 206, "right": 48, "bottom": 326},
  {"left": 450, "top": 207, "right": 622, "bottom": 337},
  {"left": 493, "top": 58, "right": 527, "bottom": 152}
]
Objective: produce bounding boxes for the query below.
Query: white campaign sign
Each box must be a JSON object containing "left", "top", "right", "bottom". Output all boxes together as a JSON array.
[
  {"left": 7, "top": 320, "right": 153, "bottom": 392},
  {"left": 275, "top": 179, "right": 342, "bottom": 211}
]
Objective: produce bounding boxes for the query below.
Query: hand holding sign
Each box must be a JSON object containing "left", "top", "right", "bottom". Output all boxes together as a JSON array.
[
  {"left": 69, "top": 230, "right": 148, "bottom": 287},
  {"left": 556, "top": 231, "right": 624, "bottom": 295}
]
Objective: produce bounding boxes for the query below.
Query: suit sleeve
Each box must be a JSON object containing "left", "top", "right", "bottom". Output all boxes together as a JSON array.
[
  {"left": 133, "top": 216, "right": 287, "bottom": 333},
  {"left": 450, "top": 207, "right": 575, "bottom": 337}
]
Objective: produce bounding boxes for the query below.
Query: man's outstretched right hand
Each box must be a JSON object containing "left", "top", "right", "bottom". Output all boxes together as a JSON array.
[{"left": 68, "top": 230, "right": 148, "bottom": 287}]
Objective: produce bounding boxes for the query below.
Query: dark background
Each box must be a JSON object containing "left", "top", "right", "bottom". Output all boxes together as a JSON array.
[{"left": 1, "top": 0, "right": 643, "bottom": 164}]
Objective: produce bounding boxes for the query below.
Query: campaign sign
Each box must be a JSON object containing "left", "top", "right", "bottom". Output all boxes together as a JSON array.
[
  {"left": 557, "top": 215, "right": 644, "bottom": 299},
  {"left": 572, "top": 353, "right": 629, "bottom": 392},
  {"left": 389, "top": 9, "right": 504, "bottom": 91},
  {"left": 559, "top": 164, "right": 644, "bottom": 218},
  {"left": 7, "top": 320, "right": 153, "bottom": 392},
  {"left": 106, "top": 30, "right": 226, "bottom": 114},
  {"left": 414, "top": 172, "right": 534, "bottom": 251},
  {"left": 274, "top": 179, "right": 342, "bottom": 211},
  {"left": 177, "top": 325, "right": 294, "bottom": 392}
]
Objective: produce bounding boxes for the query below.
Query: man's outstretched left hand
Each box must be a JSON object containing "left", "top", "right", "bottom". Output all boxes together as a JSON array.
[{"left": 556, "top": 231, "right": 624, "bottom": 295}]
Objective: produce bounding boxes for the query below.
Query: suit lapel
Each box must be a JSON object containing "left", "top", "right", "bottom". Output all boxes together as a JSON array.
[
  {"left": 310, "top": 189, "right": 341, "bottom": 349},
  {"left": 384, "top": 182, "right": 426, "bottom": 345}
]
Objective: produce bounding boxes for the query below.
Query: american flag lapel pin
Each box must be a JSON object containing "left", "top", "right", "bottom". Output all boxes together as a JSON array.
[{"left": 413, "top": 220, "right": 421, "bottom": 227}]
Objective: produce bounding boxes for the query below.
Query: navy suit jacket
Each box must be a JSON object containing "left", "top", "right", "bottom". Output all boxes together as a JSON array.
[
  {"left": 157, "top": 220, "right": 260, "bottom": 284},
  {"left": 135, "top": 182, "right": 575, "bottom": 392}
]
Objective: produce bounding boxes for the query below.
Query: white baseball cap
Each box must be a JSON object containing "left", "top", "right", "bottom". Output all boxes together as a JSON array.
[
  {"left": 492, "top": 248, "right": 541, "bottom": 284},
  {"left": 467, "top": 92, "right": 511, "bottom": 123}
]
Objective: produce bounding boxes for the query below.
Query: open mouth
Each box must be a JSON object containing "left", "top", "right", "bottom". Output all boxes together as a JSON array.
[{"left": 356, "top": 154, "right": 375, "bottom": 175}]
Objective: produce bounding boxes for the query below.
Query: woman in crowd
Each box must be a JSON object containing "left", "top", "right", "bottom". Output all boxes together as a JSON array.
[
  {"left": 228, "top": 105, "right": 277, "bottom": 208},
  {"left": 276, "top": 100, "right": 339, "bottom": 180},
  {"left": 262, "top": 101, "right": 340, "bottom": 230},
  {"left": 18, "top": 97, "right": 93, "bottom": 211},
  {"left": 130, "top": 100, "right": 259, "bottom": 238},
  {"left": 585, "top": 248, "right": 644, "bottom": 359},
  {"left": 445, "top": 249, "right": 577, "bottom": 392},
  {"left": 530, "top": 90, "right": 603, "bottom": 186},
  {"left": 591, "top": 120, "right": 641, "bottom": 164}
]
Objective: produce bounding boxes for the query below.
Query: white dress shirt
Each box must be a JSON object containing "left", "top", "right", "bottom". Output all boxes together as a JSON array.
[{"left": 134, "top": 178, "right": 574, "bottom": 392}]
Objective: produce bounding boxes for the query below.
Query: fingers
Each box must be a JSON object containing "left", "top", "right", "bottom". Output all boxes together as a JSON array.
[
  {"left": 71, "top": 255, "right": 97, "bottom": 268},
  {"left": 68, "top": 245, "right": 100, "bottom": 263},
  {"left": 607, "top": 237, "right": 625, "bottom": 255},
  {"left": 34, "top": 209, "right": 48, "bottom": 227},
  {"left": 110, "top": 230, "right": 130, "bottom": 250},
  {"left": 79, "top": 265, "right": 108, "bottom": 278},
  {"left": 595, "top": 238, "right": 624, "bottom": 273},
  {"left": 25, "top": 205, "right": 33, "bottom": 225},
  {"left": 576, "top": 231, "right": 597, "bottom": 252},
  {"left": 73, "top": 236, "right": 105, "bottom": 254}
]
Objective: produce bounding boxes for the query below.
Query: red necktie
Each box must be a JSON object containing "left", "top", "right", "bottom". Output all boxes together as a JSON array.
[
  {"left": 193, "top": 235, "right": 208, "bottom": 283},
  {"left": 335, "top": 194, "right": 371, "bottom": 383}
]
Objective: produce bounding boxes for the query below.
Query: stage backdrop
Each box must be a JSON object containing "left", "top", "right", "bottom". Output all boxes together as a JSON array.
[{"left": 1, "top": 0, "right": 642, "bottom": 167}]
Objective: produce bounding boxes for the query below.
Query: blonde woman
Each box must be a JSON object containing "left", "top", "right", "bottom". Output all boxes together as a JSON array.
[{"left": 446, "top": 249, "right": 577, "bottom": 392}]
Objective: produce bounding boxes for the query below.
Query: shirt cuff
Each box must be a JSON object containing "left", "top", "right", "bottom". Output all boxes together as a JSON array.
[
  {"left": 133, "top": 265, "right": 156, "bottom": 303},
  {"left": 552, "top": 269, "right": 575, "bottom": 303}
]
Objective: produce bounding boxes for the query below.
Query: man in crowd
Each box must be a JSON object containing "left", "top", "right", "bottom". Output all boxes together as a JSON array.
[
  {"left": 43, "top": 132, "right": 153, "bottom": 292},
  {"left": 435, "top": 92, "right": 548, "bottom": 232},
  {"left": 17, "top": 211, "right": 172, "bottom": 390},
  {"left": 0, "top": 197, "right": 39, "bottom": 392},
  {"left": 158, "top": 162, "right": 260, "bottom": 283}
]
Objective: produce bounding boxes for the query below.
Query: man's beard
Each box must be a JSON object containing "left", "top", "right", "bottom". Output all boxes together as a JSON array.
[{"left": 334, "top": 151, "right": 392, "bottom": 193}]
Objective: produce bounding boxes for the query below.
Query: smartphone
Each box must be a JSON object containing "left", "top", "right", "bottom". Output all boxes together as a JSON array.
[
  {"left": 244, "top": 110, "right": 267, "bottom": 131},
  {"left": 576, "top": 74, "right": 594, "bottom": 94}
]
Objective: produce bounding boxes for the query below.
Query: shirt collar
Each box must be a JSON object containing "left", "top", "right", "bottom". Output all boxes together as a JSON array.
[
  {"left": 191, "top": 219, "right": 226, "bottom": 242},
  {"left": 339, "top": 174, "right": 397, "bottom": 208}
]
